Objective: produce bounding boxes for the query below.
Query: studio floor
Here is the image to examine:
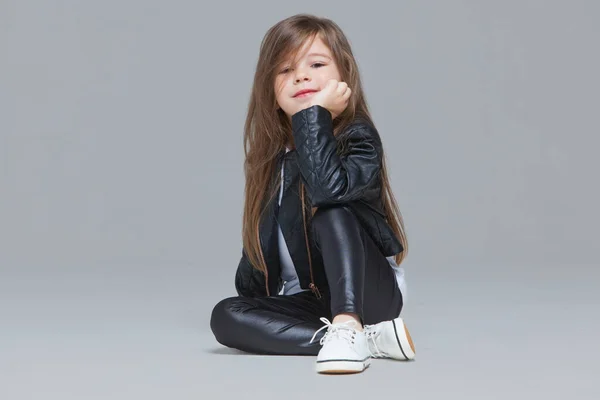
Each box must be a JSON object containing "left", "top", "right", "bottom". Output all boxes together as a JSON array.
[{"left": 1, "top": 263, "right": 597, "bottom": 399}]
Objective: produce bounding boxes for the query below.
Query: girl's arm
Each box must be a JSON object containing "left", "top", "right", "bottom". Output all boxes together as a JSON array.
[{"left": 291, "top": 105, "right": 383, "bottom": 207}]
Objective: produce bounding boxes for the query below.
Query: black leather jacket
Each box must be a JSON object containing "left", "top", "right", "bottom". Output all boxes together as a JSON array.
[{"left": 235, "top": 105, "right": 404, "bottom": 298}]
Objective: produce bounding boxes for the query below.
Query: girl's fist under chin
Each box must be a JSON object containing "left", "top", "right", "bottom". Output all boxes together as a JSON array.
[{"left": 309, "top": 79, "right": 352, "bottom": 119}]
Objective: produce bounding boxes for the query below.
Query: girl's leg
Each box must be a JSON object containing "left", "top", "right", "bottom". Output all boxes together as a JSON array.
[
  {"left": 309, "top": 205, "right": 405, "bottom": 373},
  {"left": 311, "top": 205, "right": 403, "bottom": 326},
  {"left": 211, "top": 205, "right": 404, "bottom": 363},
  {"left": 210, "top": 290, "right": 332, "bottom": 355}
]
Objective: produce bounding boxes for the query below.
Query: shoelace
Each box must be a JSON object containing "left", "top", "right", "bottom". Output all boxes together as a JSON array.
[
  {"left": 364, "top": 326, "right": 384, "bottom": 358},
  {"left": 309, "top": 317, "right": 358, "bottom": 346}
]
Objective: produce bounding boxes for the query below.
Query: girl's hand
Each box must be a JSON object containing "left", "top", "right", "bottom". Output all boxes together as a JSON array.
[{"left": 309, "top": 79, "right": 351, "bottom": 119}]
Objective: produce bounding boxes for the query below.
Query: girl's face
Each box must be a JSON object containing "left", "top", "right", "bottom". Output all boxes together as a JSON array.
[{"left": 274, "top": 35, "right": 342, "bottom": 119}]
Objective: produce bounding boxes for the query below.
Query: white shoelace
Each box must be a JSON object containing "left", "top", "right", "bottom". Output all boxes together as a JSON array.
[
  {"left": 309, "top": 317, "right": 358, "bottom": 345},
  {"left": 364, "top": 326, "right": 384, "bottom": 358}
]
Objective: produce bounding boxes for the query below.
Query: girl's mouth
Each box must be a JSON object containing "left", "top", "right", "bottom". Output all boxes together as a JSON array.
[{"left": 295, "top": 91, "right": 317, "bottom": 98}]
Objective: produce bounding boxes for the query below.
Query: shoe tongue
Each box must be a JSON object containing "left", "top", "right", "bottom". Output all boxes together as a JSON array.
[{"left": 329, "top": 323, "right": 360, "bottom": 339}]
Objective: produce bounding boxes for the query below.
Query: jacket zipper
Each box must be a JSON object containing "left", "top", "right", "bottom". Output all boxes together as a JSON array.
[
  {"left": 306, "top": 225, "right": 321, "bottom": 299},
  {"left": 301, "top": 181, "right": 321, "bottom": 299}
]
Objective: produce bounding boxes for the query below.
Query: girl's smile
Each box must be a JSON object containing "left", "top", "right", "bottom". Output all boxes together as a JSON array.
[{"left": 295, "top": 91, "right": 318, "bottom": 98}]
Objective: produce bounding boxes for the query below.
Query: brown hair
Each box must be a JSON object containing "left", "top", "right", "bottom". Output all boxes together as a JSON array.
[{"left": 241, "top": 14, "right": 408, "bottom": 290}]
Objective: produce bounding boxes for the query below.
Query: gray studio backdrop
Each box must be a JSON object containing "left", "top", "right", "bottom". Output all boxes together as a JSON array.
[{"left": 1, "top": 0, "right": 599, "bottom": 398}]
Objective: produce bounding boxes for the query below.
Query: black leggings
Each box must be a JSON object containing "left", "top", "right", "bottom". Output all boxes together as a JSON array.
[{"left": 210, "top": 206, "right": 403, "bottom": 356}]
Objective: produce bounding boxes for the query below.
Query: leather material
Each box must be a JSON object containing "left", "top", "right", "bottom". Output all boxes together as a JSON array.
[
  {"left": 311, "top": 206, "right": 368, "bottom": 320},
  {"left": 235, "top": 105, "right": 404, "bottom": 298},
  {"left": 212, "top": 205, "right": 403, "bottom": 355},
  {"left": 211, "top": 291, "right": 329, "bottom": 355},
  {"left": 276, "top": 151, "right": 312, "bottom": 290}
]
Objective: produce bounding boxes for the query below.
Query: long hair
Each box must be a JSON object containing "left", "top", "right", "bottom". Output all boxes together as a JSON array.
[{"left": 241, "top": 14, "right": 408, "bottom": 285}]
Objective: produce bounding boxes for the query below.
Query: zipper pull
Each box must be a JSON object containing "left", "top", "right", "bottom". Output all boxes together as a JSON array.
[{"left": 309, "top": 283, "right": 322, "bottom": 299}]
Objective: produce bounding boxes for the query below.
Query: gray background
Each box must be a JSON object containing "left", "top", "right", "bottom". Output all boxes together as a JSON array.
[{"left": 1, "top": 0, "right": 599, "bottom": 399}]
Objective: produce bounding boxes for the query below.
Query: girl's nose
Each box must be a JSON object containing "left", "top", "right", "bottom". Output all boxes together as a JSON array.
[{"left": 294, "top": 72, "right": 310, "bottom": 83}]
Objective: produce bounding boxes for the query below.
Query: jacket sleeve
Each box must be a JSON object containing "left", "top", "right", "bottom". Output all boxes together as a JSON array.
[
  {"left": 291, "top": 105, "right": 383, "bottom": 207},
  {"left": 234, "top": 249, "right": 268, "bottom": 298}
]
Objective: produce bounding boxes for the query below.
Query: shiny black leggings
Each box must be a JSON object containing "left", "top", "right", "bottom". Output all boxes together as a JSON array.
[{"left": 210, "top": 206, "right": 403, "bottom": 356}]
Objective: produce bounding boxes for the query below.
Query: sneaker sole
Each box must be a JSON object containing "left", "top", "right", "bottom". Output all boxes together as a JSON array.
[
  {"left": 316, "top": 359, "right": 370, "bottom": 374},
  {"left": 391, "top": 318, "right": 416, "bottom": 360}
]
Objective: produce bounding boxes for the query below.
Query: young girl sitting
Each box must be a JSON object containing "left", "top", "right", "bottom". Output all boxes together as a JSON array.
[{"left": 210, "top": 13, "right": 415, "bottom": 374}]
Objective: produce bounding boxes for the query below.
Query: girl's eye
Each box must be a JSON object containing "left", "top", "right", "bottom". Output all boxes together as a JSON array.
[{"left": 279, "top": 63, "right": 325, "bottom": 74}]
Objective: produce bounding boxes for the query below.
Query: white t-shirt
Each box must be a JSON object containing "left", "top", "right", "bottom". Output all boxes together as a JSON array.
[{"left": 276, "top": 147, "right": 407, "bottom": 301}]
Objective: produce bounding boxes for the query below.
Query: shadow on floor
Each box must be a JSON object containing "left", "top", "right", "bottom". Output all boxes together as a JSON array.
[{"left": 207, "top": 346, "right": 248, "bottom": 355}]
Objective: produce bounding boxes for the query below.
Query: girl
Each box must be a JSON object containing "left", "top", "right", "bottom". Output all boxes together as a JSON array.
[{"left": 210, "top": 14, "right": 415, "bottom": 374}]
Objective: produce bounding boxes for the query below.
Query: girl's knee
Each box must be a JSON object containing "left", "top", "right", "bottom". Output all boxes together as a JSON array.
[
  {"left": 209, "top": 296, "right": 254, "bottom": 346},
  {"left": 312, "top": 205, "right": 359, "bottom": 237},
  {"left": 312, "top": 205, "right": 355, "bottom": 228}
]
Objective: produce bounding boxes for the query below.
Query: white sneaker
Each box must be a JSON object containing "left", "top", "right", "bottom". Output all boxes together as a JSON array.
[
  {"left": 310, "top": 317, "right": 371, "bottom": 374},
  {"left": 364, "top": 316, "right": 416, "bottom": 360}
]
